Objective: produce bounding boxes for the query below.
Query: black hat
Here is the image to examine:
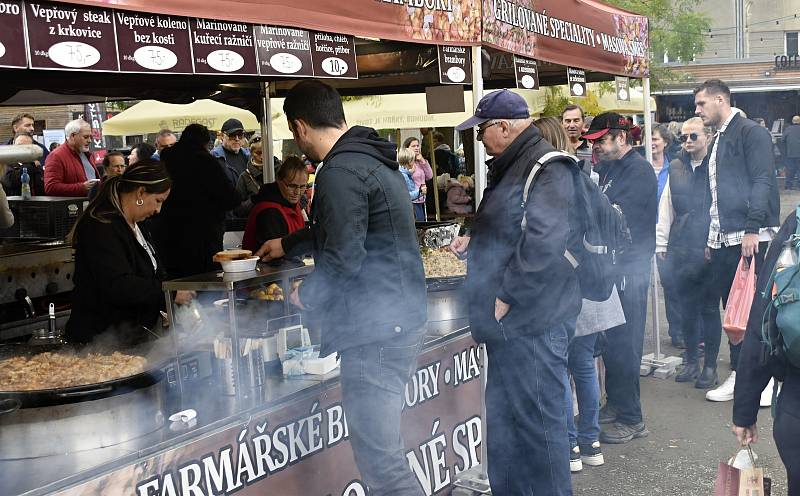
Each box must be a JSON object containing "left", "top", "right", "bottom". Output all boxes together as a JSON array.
[
  {"left": 221, "top": 118, "right": 244, "bottom": 135},
  {"left": 582, "top": 112, "right": 629, "bottom": 141}
]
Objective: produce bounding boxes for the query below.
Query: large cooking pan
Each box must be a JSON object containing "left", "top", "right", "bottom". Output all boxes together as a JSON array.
[
  {"left": 0, "top": 343, "right": 165, "bottom": 410},
  {"left": 0, "top": 343, "right": 167, "bottom": 459}
]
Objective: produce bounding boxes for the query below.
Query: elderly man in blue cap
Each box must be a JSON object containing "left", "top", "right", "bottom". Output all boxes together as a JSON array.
[{"left": 450, "top": 90, "right": 581, "bottom": 496}]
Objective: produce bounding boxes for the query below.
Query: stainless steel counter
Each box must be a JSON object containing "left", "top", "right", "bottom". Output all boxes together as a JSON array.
[
  {"left": 1, "top": 326, "right": 472, "bottom": 496},
  {"left": 161, "top": 261, "right": 313, "bottom": 292}
]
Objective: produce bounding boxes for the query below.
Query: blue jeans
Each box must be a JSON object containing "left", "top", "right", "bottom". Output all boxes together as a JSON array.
[
  {"left": 339, "top": 328, "right": 427, "bottom": 496},
  {"left": 413, "top": 202, "right": 426, "bottom": 221},
  {"left": 485, "top": 323, "right": 573, "bottom": 496},
  {"left": 566, "top": 333, "right": 600, "bottom": 446}
]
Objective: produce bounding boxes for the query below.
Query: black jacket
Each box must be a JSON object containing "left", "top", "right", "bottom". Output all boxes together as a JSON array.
[
  {"left": 783, "top": 123, "right": 800, "bottom": 159},
  {"left": 65, "top": 215, "right": 164, "bottom": 346},
  {"left": 467, "top": 124, "right": 580, "bottom": 344},
  {"left": 296, "top": 126, "right": 427, "bottom": 356},
  {"left": 733, "top": 211, "right": 800, "bottom": 427},
  {"left": 709, "top": 113, "right": 780, "bottom": 234},
  {"left": 1, "top": 162, "right": 45, "bottom": 196},
  {"left": 596, "top": 148, "right": 658, "bottom": 274},
  {"left": 151, "top": 143, "right": 240, "bottom": 278},
  {"left": 667, "top": 150, "right": 710, "bottom": 255}
]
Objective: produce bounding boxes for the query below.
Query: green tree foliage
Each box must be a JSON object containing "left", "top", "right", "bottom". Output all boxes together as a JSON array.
[
  {"left": 604, "top": 0, "right": 710, "bottom": 87},
  {"left": 541, "top": 86, "right": 605, "bottom": 118}
]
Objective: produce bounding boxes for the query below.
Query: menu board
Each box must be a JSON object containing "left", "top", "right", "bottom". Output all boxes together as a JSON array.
[
  {"left": 25, "top": 1, "right": 118, "bottom": 71},
  {"left": 310, "top": 31, "right": 358, "bottom": 79},
  {"left": 114, "top": 11, "right": 193, "bottom": 74},
  {"left": 514, "top": 56, "right": 539, "bottom": 90},
  {"left": 254, "top": 25, "right": 313, "bottom": 77},
  {"left": 567, "top": 67, "right": 587, "bottom": 97},
  {"left": 438, "top": 45, "right": 472, "bottom": 85},
  {"left": 0, "top": 1, "right": 27, "bottom": 68},
  {"left": 191, "top": 18, "right": 258, "bottom": 75},
  {"left": 10, "top": 3, "right": 359, "bottom": 79}
]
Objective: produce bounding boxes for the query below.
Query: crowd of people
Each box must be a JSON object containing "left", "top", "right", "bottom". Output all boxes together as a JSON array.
[
  {"left": 0, "top": 77, "right": 797, "bottom": 495},
  {"left": 445, "top": 79, "right": 798, "bottom": 495}
]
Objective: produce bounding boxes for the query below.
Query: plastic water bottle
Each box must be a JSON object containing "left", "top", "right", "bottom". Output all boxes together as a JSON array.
[{"left": 20, "top": 167, "right": 31, "bottom": 200}]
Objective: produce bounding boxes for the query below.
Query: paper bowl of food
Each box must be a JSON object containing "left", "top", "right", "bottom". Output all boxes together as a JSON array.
[{"left": 213, "top": 250, "right": 259, "bottom": 273}]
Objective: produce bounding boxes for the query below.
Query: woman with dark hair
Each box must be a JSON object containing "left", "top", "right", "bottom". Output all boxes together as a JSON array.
[
  {"left": 652, "top": 124, "right": 672, "bottom": 200},
  {"left": 152, "top": 123, "right": 240, "bottom": 278},
  {"left": 241, "top": 156, "right": 308, "bottom": 252},
  {"left": 65, "top": 160, "right": 193, "bottom": 345},
  {"left": 402, "top": 136, "right": 432, "bottom": 220},
  {"left": 129, "top": 142, "right": 157, "bottom": 165}
]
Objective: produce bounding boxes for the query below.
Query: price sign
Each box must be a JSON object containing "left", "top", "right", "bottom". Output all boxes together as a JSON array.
[
  {"left": 115, "top": 10, "right": 193, "bottom": 74},
  {"left": 615, "top": 76, "right": 630, "bottom": 101},
  {"left": 0, "top": 0, "right": 27, "bottom": 68},
  {"left": 25, "top": 1, "right": 118, "bottom": 72},
  {"left": 310, "top": 31, "right": 358, "bottom": 79},
  {"left": 568, "top": 67, "right": 587, "bottom": 97},
  {"left": 438, "top": 45, "right": 472, "bottom": 85},
  {"left": 191, "top": 18, "right": 258, "bottom": 75},
  {"left": 254, "top": 25, "right": 313, "bottom": 77},
  {"left": 514, "top": 56, "right": 539, "bottom": 90}
]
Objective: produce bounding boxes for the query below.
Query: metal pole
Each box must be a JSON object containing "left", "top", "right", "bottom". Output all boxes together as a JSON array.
[
  {"left": 471, "top": 46, "right": 486, "bottom": 207},
  {"left": 452, "top": 45, "right": 491, "bottom": 495},
  {"left": 261, "top": 81, "right": 276, "bottom": 184},
  {"left": 643, "top": 77, "right": 663, "bottom": 362}
]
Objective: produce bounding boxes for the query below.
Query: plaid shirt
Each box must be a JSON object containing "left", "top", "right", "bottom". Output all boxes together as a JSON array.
[{"left": 707, "top": 109, "right": 777, "bottom": 249}]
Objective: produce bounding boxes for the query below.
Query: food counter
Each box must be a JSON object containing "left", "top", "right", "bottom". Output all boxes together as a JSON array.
[{"left": 0, "top": 259, "right": 482, "bottom": 496}]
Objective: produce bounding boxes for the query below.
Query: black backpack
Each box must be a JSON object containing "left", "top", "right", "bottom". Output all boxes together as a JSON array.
[{"left": 521, "top": 152, "right": 632, "bottom": 302}]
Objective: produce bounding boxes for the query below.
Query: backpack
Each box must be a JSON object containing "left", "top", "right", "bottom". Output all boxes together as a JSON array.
[
  {"left": 521, "top": 151, "right": 632, "bottom": 302},
  {"left": 762, "top": 205, "right": 800, "bottom": 368}
]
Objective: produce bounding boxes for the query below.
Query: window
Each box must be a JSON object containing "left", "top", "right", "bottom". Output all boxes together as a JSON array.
[{"left": 787, "top": 32, "right": 799, "bottom": 56}]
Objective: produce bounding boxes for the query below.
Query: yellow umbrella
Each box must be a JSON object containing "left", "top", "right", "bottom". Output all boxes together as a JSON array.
[
  {"left": 102, "top": 99, "right": 260, "bottom": 136},
  {"left": 271, "top": 90, "right": 543, "bottom": 137}
]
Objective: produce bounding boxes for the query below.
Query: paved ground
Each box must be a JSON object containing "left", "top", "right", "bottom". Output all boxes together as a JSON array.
[{"left": 571, "top": 188, "right": 800, "bottom": 495}]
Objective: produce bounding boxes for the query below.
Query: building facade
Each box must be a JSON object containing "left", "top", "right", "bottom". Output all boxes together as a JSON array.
[{"left": 656, "top": 0, "right": 800, "bottom": 134}]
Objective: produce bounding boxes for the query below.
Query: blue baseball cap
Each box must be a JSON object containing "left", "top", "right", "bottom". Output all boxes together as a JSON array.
[{"left": 455, "top": 90, "right": 530, "bottom": 131}]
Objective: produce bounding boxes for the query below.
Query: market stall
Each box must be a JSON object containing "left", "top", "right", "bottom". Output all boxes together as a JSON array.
[
  {"left": 0, "top": 1, "right": 650, "bottom": 495},
  {"left": 0, "top": 2, "right": 485, "bottom": 496}
]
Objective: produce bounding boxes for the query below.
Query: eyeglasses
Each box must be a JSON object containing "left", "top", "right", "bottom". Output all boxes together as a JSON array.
[
  {"left": 251, "top": 136, "right": 262, "bottom": 144},
  {"left": 226, "top": 132, "right": 244, "bottom": 140},
  {"left": 477, "top": 121, "right": 501, "bottom": 139},
  {"left": 679, "top": 132, "right": 700, "bottom": 143},
  {"left": 282, "top": 182, "right": 308, "bottom": 192}
]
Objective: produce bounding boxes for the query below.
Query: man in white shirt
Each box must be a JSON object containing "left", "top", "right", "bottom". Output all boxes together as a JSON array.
[{"left": 692, "top": 79, "right": 780, "bottom": 402}]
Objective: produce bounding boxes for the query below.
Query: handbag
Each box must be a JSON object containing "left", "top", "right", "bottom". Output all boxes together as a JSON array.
[
  {"left": 715, "top": 445, "right": 770, "bottom": 496},
  {"left": 723, "top": 257, "right": 757, "bottom": 345},
  {"left": 575, "top": 285, "right": 626, "bottom": 338}
]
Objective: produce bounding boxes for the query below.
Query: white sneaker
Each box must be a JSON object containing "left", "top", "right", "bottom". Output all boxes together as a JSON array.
[
  {"left": 706, "top": 371, "right": 736, "bottom": 402},
  {"left": 570, "top": 445, "right": 583, "bottom": 473},
  {"left": 580, "top": 441, "right": 605, "bottom": 467},
  {"left": 760, "top": 378, "right": 776, "bottom": 407}
]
